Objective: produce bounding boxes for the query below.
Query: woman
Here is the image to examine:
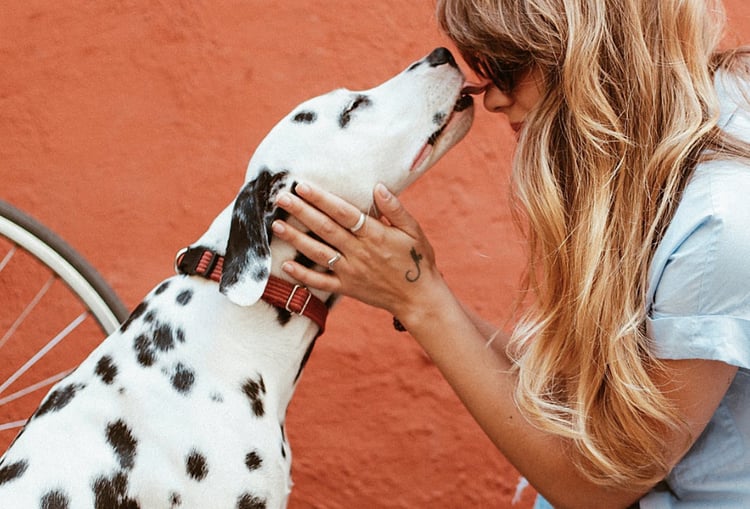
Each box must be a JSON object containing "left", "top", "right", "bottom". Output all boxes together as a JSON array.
[{"left": 272, "top": 0, "right": 750, "bottom": 507}]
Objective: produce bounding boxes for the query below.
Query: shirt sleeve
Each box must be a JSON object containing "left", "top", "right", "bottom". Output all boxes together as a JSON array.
[{"left": 646, "top": 160, "right": 750, "bottom": 369}]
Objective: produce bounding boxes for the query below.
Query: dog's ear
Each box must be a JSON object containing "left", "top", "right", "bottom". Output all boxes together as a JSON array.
[{"left": 220, "top": 169, "right": 289, "bottom": 306}]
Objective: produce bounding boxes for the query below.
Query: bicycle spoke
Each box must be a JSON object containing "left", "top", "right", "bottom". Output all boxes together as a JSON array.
[
  {"left": 0, "top": 275, "right": 56, "bottom": 351},
  {"left": 0, "top": 245, "right": 16, "bottom": 273},
  {"left": 0, "top": 311, "right": 88, "bottom": 396},
  {"left": 0, "top": 419, "right": 27, "bottom": 432},
  {"left": 0, "top": 369, "right": 74, "bottom": 407}
]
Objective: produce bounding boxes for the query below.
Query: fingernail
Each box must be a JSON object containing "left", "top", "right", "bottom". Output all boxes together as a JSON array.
[
  {"left": 276, "top": 193, "right": 292, "bottom": 207},
  {"left": 281, "top": 262, "right": 294, "bottom": 274},
  {"left": 376, "top": 183, "right": 392, "bottom": 200},
  {"left": 296, "top": 182, "right": 311, "bottom": 195},
  {"left": 271, "top": 220, "right": 285, "bottom": 234}
]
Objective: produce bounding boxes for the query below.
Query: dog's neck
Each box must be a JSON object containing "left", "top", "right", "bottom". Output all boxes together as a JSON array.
[{"left": 189, "top": 201, "right": 336, "bottom": 309}]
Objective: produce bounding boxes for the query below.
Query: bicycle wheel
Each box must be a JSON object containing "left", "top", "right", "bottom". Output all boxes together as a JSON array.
[{"left": 0, "top": 199, "right": 129, "bottom": 451}]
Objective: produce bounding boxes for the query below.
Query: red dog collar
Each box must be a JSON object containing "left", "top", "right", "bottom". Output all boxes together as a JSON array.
[{"left": 174, "top": 247, "right": 328, "bottom": 334}]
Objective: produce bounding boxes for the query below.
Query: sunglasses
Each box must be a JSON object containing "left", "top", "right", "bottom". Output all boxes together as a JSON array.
[{"left": 467, "top": 53, "right": 532, "bottom": 93}]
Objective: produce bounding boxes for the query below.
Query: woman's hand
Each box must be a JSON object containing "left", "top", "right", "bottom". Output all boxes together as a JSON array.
[{"left": 272, "top": 182, "right": 442, "bottom": 323}]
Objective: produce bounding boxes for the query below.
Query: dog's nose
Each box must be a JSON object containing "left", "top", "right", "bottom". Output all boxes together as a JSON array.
[{"left": 426, "top": 47, "right": 458, "bottom": 68}]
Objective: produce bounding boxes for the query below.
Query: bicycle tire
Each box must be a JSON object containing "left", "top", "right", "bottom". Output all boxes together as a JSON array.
[{"left": 0, "top": 199, "right": 129, "bottom": 332}]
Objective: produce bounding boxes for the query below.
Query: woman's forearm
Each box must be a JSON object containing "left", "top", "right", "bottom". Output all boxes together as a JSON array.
[{"left": 398, "top": 278, "right": 645, "bottom": 509}]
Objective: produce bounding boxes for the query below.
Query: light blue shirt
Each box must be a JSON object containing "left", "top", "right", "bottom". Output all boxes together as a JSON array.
[{"left": 640, "top": 72, "right": 750, "bottom": 507}]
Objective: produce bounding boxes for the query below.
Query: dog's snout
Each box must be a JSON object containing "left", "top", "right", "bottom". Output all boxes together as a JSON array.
[{"left": 426, "top": 47, "right": 457, "bottom": 68}]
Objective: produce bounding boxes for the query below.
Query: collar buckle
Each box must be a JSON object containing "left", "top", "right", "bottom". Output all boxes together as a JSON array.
[{"left": 285, "top": 285, "right": 313, "bottom": 316}]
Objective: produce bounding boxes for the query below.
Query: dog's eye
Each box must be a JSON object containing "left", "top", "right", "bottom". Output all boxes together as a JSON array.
[{"left": 339, "top": 95, "right": 372, "bottom": 128}]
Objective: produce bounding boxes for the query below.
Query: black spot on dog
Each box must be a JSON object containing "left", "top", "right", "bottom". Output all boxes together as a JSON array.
[
  {"left": 92, "top": 472, "right": 139, "bottom": 509},
  {"left": 241, "top": 376, "right": 266, "bottom": 417},
  {"left": 120, "top": 301, "right": 148, "bottom": 333},
  {"left": 273, "top": 207, "right": 290, "bottom": 223},
  {"left": 35, "top": 383, "right": 85, "bottom": 418},
  {"left": 96, "top": 355, "right": 118, "bottom": 385},
  {"left": 237, "top": 493, "right": 267, "bottom": 509},
  {"left": 134, "top": 334, "right": 156, "bottom": 367},
  {"left": 324, "top": 294, "right": 339, "bottom": 309},
  {"left": 210, "top": 392, "right": 224, "bottom": 403},
  {"left": 428, "top": 123, "right": 447, "bottom": 145},
  {"left": 186, "top": 450, "right": 208, "bottom": 481},
  {"left": 245, "top": 451, "right": 263, "bottom": 472},
  {"left": 171, "top": 363, "right": 196, "bottom": 394},
  {"left": 275, "top": 308, "right": 292, "bottom": 327},
  {"left": 407, "top": 61, "right": 421, "bottom": 72},
  {"left": 433, "top": 112, "right": 447, "bottom": 125},
  {"left": 41, "top": 489, "right": 70, "bottom": 509},
  {"left": 144, "top": 311, "right": 156, "bottom": 323},
  {"left": 176, "top": 289, "right": 193, "bottom": 306},
  {"left": 294, "top": 337, "right": 318, "bottom": 383},
  {"left": 153, "top": 323, "right": 175, "bottom": 352},
  {"left": 0, "top": 458, "right": 28, "bottom": 486},
  {"left": 252, "top": 266, "right": 269, "bottom": 282},
  {"left": 176, "top": 327, "right": 186, "bottom": 344},
  {"left": 106, "top": 419, "right": 138, "bottom": 470},
  {"left": 293, "top": 250, "right": 317, "bottom": 270},
  {"left": 280, "top": 426, "right": 287, "bottom": 459},
  {"left": 170, "top": 492, "right": 182, "bottom": 507},
  {"left": 292, "top": 111, "right": 317, "bottom": 123},
  {"left": 155, "top": 281, "right": 171, "bottom": 295}
]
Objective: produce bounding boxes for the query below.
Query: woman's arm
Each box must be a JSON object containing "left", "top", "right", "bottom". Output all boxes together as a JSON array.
[{"left": 273, "top": 182, "right": 736, "bottom": 509}]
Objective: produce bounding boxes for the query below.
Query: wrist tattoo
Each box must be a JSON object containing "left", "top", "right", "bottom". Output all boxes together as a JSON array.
[{"left": 404, "top": 247, "right": 423, "bottom": 282}]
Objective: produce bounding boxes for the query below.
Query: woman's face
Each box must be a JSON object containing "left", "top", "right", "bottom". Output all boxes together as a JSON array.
[{"left": 467, "top": 67, "right": 544, "bottom": 133}]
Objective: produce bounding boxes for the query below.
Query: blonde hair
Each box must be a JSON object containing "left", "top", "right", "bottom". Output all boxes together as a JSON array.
[{"left": 438, "top": 0, "right": 750, "bottom": 489}]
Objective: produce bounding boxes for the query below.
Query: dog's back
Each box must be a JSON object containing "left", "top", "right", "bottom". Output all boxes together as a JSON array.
[{"left": 1, "top": 275, "right": 308, "bottom": 508}]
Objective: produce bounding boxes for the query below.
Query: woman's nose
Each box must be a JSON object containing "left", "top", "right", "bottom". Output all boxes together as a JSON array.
[
  {"left": 482, "top": 85, "right": 513, "bottom": 113},
  {"left": 462, "top": 77, "right": 512, "bottom": 113}
]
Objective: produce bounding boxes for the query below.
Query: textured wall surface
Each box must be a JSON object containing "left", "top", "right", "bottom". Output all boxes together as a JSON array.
[{"left": 1, "top": 1, "right": 748, "bottom": 507}]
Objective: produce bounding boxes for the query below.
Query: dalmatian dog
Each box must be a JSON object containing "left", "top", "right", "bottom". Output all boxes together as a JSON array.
[{"left": 0, "top": 47, "right": 473, "bottom": 509}]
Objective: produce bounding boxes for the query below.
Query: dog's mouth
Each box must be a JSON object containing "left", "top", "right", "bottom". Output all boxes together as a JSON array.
[{"left": 409, "top": 93, "right": 474, "bottom": 172}]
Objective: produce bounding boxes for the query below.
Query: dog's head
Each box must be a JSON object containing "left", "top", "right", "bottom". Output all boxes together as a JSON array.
[{"left": 220, "top": 47, "right": 474, "bottom": 306}]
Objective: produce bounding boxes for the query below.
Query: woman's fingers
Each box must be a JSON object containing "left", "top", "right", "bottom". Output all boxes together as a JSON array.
[
  {"left": 280, "top": 258, "right": 341, "bottom": 293},
  {"left": 373, "top": 184, "right": 421, "bottom": 237},
  {"left": 271, "top": 219, "right": 341, "bottom": 270},
  {"left": 277, "top": 183, "right": 374, "bottom": 243}
]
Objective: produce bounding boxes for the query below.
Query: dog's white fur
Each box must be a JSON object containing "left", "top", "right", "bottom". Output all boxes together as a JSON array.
[{"left": 0, "top": 48, "right": 473, "bottom": 509}]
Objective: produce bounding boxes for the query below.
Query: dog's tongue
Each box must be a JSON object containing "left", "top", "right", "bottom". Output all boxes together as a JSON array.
[{"left": 410, "top": 143, "right": 433, "bottom": 172}]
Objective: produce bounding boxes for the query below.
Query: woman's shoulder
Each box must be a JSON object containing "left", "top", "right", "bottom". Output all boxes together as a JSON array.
[
  {"left": 658, "top": 68, "right": 750, "bottom": 263},
  {"left": 647, "top": 158, "right": 750, "bottom": 318}
]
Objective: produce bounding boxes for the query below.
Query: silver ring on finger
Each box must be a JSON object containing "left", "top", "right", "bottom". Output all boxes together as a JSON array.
[
  {"left": 349, "top": 212, "right": 367, "bottom": 234},
  {"left": 327, "top": 251, "right": 342, "bottom": 271}
]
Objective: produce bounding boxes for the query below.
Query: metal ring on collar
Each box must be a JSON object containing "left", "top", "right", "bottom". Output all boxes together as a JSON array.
[{"left": 349, "top": 212, "right": 367, "bottom": 234}]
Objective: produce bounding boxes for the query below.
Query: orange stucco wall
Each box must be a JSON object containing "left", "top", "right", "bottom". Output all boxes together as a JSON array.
[{"left": 2, "top": 2, "right": 748, "bottom": 507}]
